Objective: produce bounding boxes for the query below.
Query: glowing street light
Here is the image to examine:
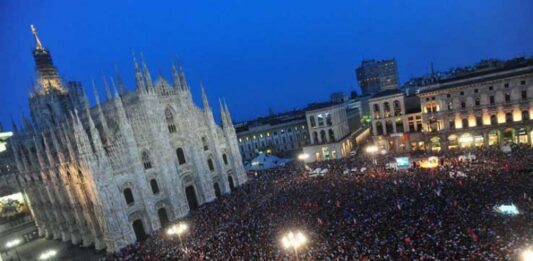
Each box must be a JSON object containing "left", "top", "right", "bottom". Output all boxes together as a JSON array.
[
  {"left": 365, "top": 145, "right": 378, "bottom": 154},
  {"left": 281, "top": 230, "right": 307, "bottom": 261},
  {"left": 6, "top": 238, "right": 22, "bottom": 261},
  {"left": 39, "top": 249, "right": 57, "bottom": 260},
  {"left": 167, "top": 222, "right": 189, "bottom": 252},
  {"left": 522, "top": 248, "right": 533, "bottom": 261},
  {"left": 298, "top": 153, "right": 310, "bottom": 170},
  {"left": 297, "top": 153, "right": 309, "bottom": 161},
  {"left": 365, "top": 145, "right": 379, "bottom": 165}
]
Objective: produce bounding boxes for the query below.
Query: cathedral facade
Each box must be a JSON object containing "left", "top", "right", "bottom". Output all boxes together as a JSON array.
[{"left": 9, "top": 26, "right": 247, "bottom": 252}]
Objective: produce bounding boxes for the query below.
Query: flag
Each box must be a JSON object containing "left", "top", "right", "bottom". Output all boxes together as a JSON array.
[
  {"left": 466, "top": 227, "right": 478, "bottom": 242},
  {"left": 336, "top": 200, "right": 341, "bottom": 208}
]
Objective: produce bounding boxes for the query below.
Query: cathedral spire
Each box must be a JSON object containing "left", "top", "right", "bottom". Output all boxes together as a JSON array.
[
  {"left": 86, "top": 107, "right": 106, "bottom": 159},
  {"left": 110, "top": 77, "right": 120, "bottom": 98},
  {"left": 30, "top": 24, "right": 65, "bottom": 94},
  {"left": 219, "top": 98, "right": 228, "bottom": 127},
  {"left": 21, "top": 110, "right": 33, "bottom": 132},
  {"left": 132, "top": 51, "right": 146, "bottom": 94},
  {"left": 19, "top": 145, "right": 30, "bottom": 171},
  {"left": 33, "top": 136, "right": 46, "bottom": 168},
  {"left": 102, "top": 76, "right": 112, "bottom": 101},
  {"left": 178, "top": 64, "right": 190, "bottom": 93},
  {"left": 42, "top": 132, "right": 54, "bottom": 165},
  {"left": 200, "top": 82, "right": 210, "bottom": 110},
  {"left": 92, "top": 85, "right": 111, "bottom": 148},
  {"left": 60, "top": 123, "right": 76, "bottom": 162},
  {"left": 50, "top": 127, "right": 65, "bottom": 163},
  {"left": 115, "top": 65, "right": 126, "bottom": 95},
  {"left": 223, "top": 98, "right": 234, "bottom": 127},
  {"left": 140, "top": 53, "right": 154, "bottom": 92},
  {"left": 171, "top": 63, "right": 182, "bottom": 90},
  {"left": 72, "top": 110, "right": 94, "bottom": 159},
  {"left": 92, "top": 79, "right": 101, "bottom": 105},
  {"left": 30, "top": 24, "right": 44, "bottom": 50}
]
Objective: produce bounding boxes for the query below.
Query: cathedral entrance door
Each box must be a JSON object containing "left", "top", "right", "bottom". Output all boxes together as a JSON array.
[
  {"left": 213, "top": 183, "right": 221, "bottom": 198},
  {"left": 185, "top": 185, "right": 199, "bottom": 210},
  {"left": 158, "top": 208, "right": 169, "bottom": 228},
  {"left": 228, "top": 176, "right": 235, "bottom": 191},
  {"left": 132, "top": 219, "right": 147, "bottom": 242}
]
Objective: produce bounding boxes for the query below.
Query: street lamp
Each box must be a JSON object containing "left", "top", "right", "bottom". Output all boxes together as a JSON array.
[
  {"left": 365, "top": 145, "right": 378, "bottom": 154},
  {"left": 365, "top": 145, "right": 378, "bottom": 165},
  {"left": 298, "top": 153, "right": 310, "bottom": 170},
  {"left": 6, "top": 239, "right": 21, "bottom": 261},
  {"left": 38, "top": 249, "right": 57, "bottom": 260},
  {"left": 522, "top": 248, "right": 533, "bottom": 261},
  {"left": 297, "top": 153, "right": 309, "bottom": 161},
  {"left": 167, "top": 222, "right": 189, "bottom": 252},
  {"left": 281, "top": 230, "right": 307, "bottom": 261}
]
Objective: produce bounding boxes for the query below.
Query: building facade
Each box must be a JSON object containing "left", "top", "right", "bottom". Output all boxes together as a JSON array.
[
  {"left": 302, "top": 102, "right": 370, "bottom": 162},
  {"left": 417, "top": 61, "right": 533, "bottom": 151},
  {"left": 236, "top": 93, "right": 369, "bottom": 162},
  {"left": 8, "top": 26, "right": 247, "bottom": 252},
  {"left": 369, "top": 57, "right": 533, "bottom": 152},
  {"left": 356, "top": 59, "right": 399, "bottom": 96},
  {"left": 236, "top": 111, "right": 309, "bottom": 161},
  {"left": 368, "top": 89, "right": 423, "bottom": 151}
]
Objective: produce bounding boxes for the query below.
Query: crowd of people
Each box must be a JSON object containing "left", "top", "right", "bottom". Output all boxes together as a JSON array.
[{"left": 105, "top": 145, "right": 532, "bottom": 260}]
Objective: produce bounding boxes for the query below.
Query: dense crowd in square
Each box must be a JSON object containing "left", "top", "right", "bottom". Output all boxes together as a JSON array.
[{"left": 105, "top": 145, "right": 532, "bottom": 260}]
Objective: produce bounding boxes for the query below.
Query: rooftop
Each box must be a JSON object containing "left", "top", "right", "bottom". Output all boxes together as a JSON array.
[
  {"left": 419, "top": 61, "right": 533, "bottom": 95},
  {"left": 370, "top": 88, "right": 404, "bottom": 99},
  {"left": 404, "top": 56, "right": 533, "bottom": 91}
]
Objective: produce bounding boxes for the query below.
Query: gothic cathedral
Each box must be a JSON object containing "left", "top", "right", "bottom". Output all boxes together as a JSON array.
[{"left": 9, "top": 25, "right": 247, "bottom": 252}]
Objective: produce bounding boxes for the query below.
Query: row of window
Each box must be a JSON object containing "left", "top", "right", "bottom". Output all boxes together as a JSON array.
[
  {"left": 448, "top": 111, "right": 530, "bottom": 130},
  {"left": 372, "top": 100, "right": 402, "bottom": 118},
  {"left": 312, "top": 129, "right": 335, "bottom": 144},
  {"left": 425, "top": 90, "right": 529, "bottom": 113},
  {"left": 424, "top": 80, "right": 528, "bottom": 101},
  {"left": 143, "top": 147, "right": 228, "bottom": 170},
  {"left": 240, "top": 139, "right": 305, "bottom": 152},
  {"left": 375, "top": 119, "right": 416, "bottom": 136},
  {"left": 238, "top": 126, "right": 307, "bottom": 143},
  {"left": 309, "top": 113, "right": 332, "bottom": 128},
  {"left": 123, "top": 179, "right": 160, "bottom": 205}
]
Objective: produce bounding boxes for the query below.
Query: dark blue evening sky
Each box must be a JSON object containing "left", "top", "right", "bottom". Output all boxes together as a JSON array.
[{"left": 1, "top": 0, "right": 532, "bottom": 130}]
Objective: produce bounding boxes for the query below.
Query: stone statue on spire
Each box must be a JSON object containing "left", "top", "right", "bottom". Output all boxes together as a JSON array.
[{"left": 30, "top": 24, "right": 44, "bottom": 50}]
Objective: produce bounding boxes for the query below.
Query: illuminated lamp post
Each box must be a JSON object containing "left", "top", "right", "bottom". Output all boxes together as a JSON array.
[
  {"left": 298, "top": 153, "right": 310, "bottom": 170},
  {"left": 365, "top": 145, "right": 378, "bottom": 165},
  {"left": 167, "top": 222, "right": 189, "bottom": 252},
  {"left": 281, "top": 230, "right": 307, "bottom": 261},
  {"left": 521, "top": 248, "right": 533, "bottom": 261}
]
